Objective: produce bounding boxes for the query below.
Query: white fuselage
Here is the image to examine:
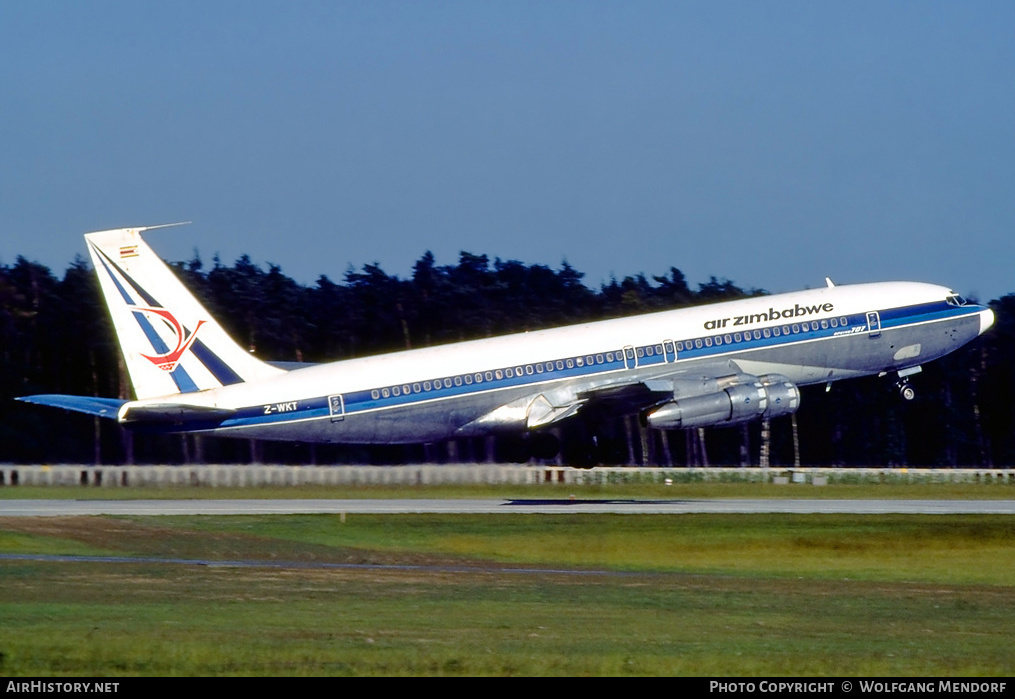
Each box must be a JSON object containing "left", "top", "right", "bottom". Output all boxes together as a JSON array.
[{"left": 120, "top": 281, "right": 993, "bottom": 444}]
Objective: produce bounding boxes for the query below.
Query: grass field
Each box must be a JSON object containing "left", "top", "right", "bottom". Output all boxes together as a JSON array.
[{"left": 2, "top": 508, "right": 1014, "bottom": 676}]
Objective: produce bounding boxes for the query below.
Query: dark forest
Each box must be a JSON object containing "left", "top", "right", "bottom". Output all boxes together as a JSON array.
[{"left": 2, "top": 251, "right": 1013, "bottom": 468}]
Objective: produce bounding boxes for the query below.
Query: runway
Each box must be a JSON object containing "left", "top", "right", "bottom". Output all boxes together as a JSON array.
[{"left": 2, "top": 498, "right": 1014, "bottom": 516}]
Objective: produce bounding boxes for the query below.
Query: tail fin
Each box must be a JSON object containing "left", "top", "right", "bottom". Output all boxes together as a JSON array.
[{"left": 85, "top": 225, "right": 284, "bottom": 400}]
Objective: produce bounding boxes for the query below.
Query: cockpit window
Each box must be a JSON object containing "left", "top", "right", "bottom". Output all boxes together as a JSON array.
[{"left": 946, "top": 294, "right": 968, "bottom": 307}]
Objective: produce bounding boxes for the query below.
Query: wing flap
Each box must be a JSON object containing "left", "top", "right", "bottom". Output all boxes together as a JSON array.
[{"left": 525, "top": 394, "right": 586, "bottom": 429}]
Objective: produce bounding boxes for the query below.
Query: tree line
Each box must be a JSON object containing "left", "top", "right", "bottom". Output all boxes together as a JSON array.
[{"left": 2, "top": 250, "right": 1013, "bottom": 467}]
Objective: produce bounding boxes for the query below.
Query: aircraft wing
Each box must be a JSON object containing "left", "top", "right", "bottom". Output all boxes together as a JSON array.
[{"left": 456, "top": 359, "right": 800, "bottom": 434}]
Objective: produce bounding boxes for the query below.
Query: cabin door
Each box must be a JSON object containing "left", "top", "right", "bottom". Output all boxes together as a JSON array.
[
  {"left": 328, "top": 394, "right": 346, "bottom": 422},
  {"left": 663, "top": 340, "right": 676, "bottom": 363},
  {"left": 623, "top": 345, "right": 637, "bottom": 369},
  {"left": 866, "top": 311, "right": 882, "bottom": 339}
]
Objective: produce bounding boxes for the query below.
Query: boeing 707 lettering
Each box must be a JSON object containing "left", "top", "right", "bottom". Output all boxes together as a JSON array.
[{"left": 18, "top": 226, "right": 995, "bottom": 448}]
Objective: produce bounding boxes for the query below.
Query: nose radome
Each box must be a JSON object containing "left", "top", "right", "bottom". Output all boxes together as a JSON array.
[{"left": 979, "top": 308, "right": 995, "bottom": 336}]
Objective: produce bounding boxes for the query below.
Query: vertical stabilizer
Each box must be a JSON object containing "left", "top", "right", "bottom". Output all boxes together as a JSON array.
[{"left": 85, "top": 225, "right": 284, "bottom": 400}]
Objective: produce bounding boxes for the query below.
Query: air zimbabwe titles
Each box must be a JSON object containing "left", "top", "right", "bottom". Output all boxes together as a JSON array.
[{"left": 703, "top": 303, "right": 834, "bottom": 331}]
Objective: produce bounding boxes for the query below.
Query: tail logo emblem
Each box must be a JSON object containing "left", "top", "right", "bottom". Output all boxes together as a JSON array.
[{"left": 137, "top": 307, "right": 206, "bottom": 372}]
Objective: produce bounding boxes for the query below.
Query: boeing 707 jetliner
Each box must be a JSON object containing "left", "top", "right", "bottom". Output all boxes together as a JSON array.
[{"left": 18, "top": 226, "right": 995, "bottom": 446}]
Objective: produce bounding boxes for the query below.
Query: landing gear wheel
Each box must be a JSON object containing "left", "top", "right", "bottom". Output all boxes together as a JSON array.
[{"left": 898, "top": 382, "right": 916, "bottom": 401}]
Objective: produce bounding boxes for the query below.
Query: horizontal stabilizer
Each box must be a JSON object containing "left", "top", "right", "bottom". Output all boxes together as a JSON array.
[{"left": 17, "top": 395, "right": 128, "bottom": 419}]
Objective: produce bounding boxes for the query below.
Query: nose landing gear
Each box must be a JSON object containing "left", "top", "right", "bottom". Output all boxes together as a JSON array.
[
  {"left": 896, "top": 381, "right": 916, "bottom": 402},
  {"left": 893, "top": 366, "right": 922, "bottom": 402}
]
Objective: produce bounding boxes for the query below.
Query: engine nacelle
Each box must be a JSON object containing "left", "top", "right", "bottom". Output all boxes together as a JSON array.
[
  {"left": 758, "top": 374, "right": 800, "bottom": 419},
  {"left": 644, "top": 373, "right": 799, "bottom": 430}
]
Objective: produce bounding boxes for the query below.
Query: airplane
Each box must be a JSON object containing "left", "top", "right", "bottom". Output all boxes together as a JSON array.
[{"left": 18, "top": 225, "right": 995, "bottom": 451}]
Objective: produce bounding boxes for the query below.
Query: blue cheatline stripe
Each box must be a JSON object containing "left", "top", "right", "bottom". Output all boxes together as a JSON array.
[
  {"left": 879, "top": 301, "right": 965, "bottom": 329},
  {"left": 199, "top": 300, "right": 985, "bottom": 432}
]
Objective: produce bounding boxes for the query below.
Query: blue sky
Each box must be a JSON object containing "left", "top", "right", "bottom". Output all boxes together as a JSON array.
[{"left": 3, "top": 1, "right": 1013, "bottom": 301}]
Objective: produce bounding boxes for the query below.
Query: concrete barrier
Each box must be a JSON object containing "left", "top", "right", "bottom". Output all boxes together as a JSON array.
[{"left": 0, "top": 464, "right": 1013, "bottom": 488}]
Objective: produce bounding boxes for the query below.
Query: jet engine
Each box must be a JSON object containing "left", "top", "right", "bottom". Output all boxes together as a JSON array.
[{"left": 643, "top": 374, "right": 800, "bottom": 430}]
